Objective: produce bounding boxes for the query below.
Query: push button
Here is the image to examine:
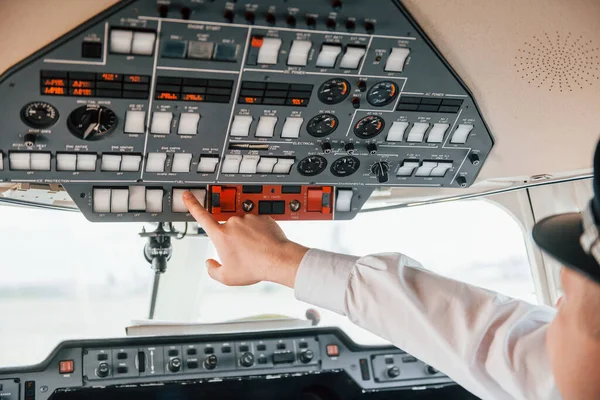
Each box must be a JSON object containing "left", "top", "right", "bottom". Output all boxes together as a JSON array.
[
  {"left": 9, "top": 152, "right": 30, "bottom": 170},
  {"left": 146, "top": 189, "right": 164, "bottom": 213},
  {"left": 57, "top": 153, "right": 77, "bottom": 171},
  {"left": 255, "top": 116, "right": 278, "bottom": 137},
  {"left": 316, "top": 44, "right": 342, "bottom": 68},
  {"left": 221, "top": 154, "right": 243, "bottom": 174},
  {"left": 120, "top": 154, "right": 142, "bottom": 172},
  {"left": 430, "top": 162, "right": 453, "bottom": 177},
  {"left": 162, "top": 40, "right": 188, "bottom": 59},
  {"left": 231, "top": 115, "right": 253, "bottom": 137},
  {"left": 131, "top": 32, "right": 156, "bottom": 56},
  {"left": 213, "top": 43, "right": 240, "bottom": 62},
  {"left": 124, "top": 111, "right": 146, "bottom": 134},
  {"left": 406, "top": 122, "right": 429, "bottom": 142},
  {"left": 77, "top": 154, "right": 97, "bottom": 171},
  {"left": 172, "top": 189, "right": 206, "bottom": 212},
  {"left": 335, "top": 188, "right": 353, "bottom": 212},
  {"left": 128, "top": 186, "right": 146, "bottom": 211},
  {"left": 427, "top": 123, "right": 449, "bottom": 143},
  {"left": 187, "top": 41, "right": 214, "bottom": 60},
  {"left": 326, "top": 344, "right": 339, "bottom": 357},
  {"left": 178, "top": 113, "right": 200, "bottom": 135},
  {"left": 339, "top": 46, "right": 366, "bottom": 69},
  {"left": 30, "top": 153, "right": 51, "bottom": 171},
  {"left": 82, "top": 41, "right": 103, "bottom": 59},
  {"left": 171, "top": 153, "right": 193, "bottom": 173},
  {"left": 197, "top": 155, "right": 220, "bottom": 173},
  {"left": 110, "top": 189, "right": 129, "bottom": 213},
  {"left": 145, "top": 153, "right": 167, "bottom": 173},
  {"left": 59, "top": 360, "right": 75, "bottom": 374},
  {"left": 256, "top": 157, "right": 278, "bottom": 173},
  {"left": 386, "top": 121, "right": 409, "bottom": 142},
  {"left": 257, "top": 38, "right": 282, "bottom": 64},
  {"left": 396, "top": 160, "right": 419, "bottom": 177},
  {"left": 101, "top": 154, "right": 121, "bottom": 171},
  {"left": 272, "top": 158, "right": 294, "bottom": 174},
  {"left": 281, "top": 117, "right": 304, "bottom": 138},
  {"left": 415, "top": 161, "right": 438, "bottom": 177},
  {"left": 450, "top": 124, "right": 473, "bottom": 144},
  {"left": 151, "top": 112, "right": 173, "bottom": 134},
  {"left": 93, "top": 189, "right": 111, "bottom": 213},
  {"left": 110, "top": 29, "right": 133, "bottom": 54},
  {"left": 239, "top": 155, "right": 260, "bottom": 174},
  {"left": 287, "top": 40, "right": 312, "bottom": 66},
  {"left": 385, "top": 47, "right": 410, "bottom": 72}
]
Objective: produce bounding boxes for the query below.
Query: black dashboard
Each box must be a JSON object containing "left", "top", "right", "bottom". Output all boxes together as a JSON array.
[{"left": 0, "top": 327, "right": 478, "bottom": 400}]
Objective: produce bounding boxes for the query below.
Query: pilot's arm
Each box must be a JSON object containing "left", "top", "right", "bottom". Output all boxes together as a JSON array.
[{"left": 182, "top": 192, "right": 560, "bottom": 400}]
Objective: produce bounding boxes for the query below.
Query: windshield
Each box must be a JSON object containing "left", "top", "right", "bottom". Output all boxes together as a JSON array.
[{"left": 0, "top": 198, "right": 536, "bottom": 367}]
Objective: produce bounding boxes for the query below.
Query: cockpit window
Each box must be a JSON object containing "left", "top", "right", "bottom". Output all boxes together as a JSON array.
[{"left": 0, "top": 199, "right": 536, "bottom": 367}]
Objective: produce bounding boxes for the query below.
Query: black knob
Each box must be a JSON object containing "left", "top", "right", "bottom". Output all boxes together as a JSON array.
[
  {"left": 23, "top": 133, "right": 37, "bottom": 147},
  {"left": 204, "top": 355, "right": 218, "bottom": 370},
  {"left": 97, "top": 362, "right": 110, "bottom": 378},
  {"left": 326, "top": 17, "right": 337, "bottom": 30},
  {"left": 266, "top": 12, "right": 276, "bottom": 25},
  {"left": 344, "top": 142, "right": 355, "bottom": 154},
  {"left": 357, "top": 80, "right": 367, "bottom": 92},
  {"left": 306, "top": 15, "right": 317, "bottom": 29},
  {"left": 351, "top": 96, "right": 360, "bottom": 109},
  {"left": 468, "top": 153, "right": 480, "bottom": 165},
  {"left": 181, "top": 7, "right": 192, "bottom": 20},
  {"left": 224, "top": 9, "right": 234, "bottom": 23},
  {"left": 426, "top": 365, "right": 438, "bottom": 375},
  {"left": 332, "top": 0, "right": 343, "bottom": 11},
  {"left": 345, "top": 18, "right": 356, "bottom": 32},
  {"left": 289, "top": 200, "right": 301, "bottom": 212},
  {"left": 240, "top": 352, "right": 255, "bottom": 367},
  {"left": 321, "top": 142, "right": 332, "bottom": 154},
  {"left": 387, "top": 366, "right": 400, "bottom": 378},
  {"left": 364, "top": 21, "right": 375, "bottom": 34},
  {"left": 456, "top": 176, "right": 468, "bottom": 187},
  {"left": 158, "top": 5, "right": 169, "bottom": 18},
  {"left": 367, "top": 143, "right": 377, "bottom": 155},
  {"left": 371, "top": 161, "right": 389, "bottom": 183},
  {"left": 168, "top": 358, "right": 182, "bottom": 373},
  {"left": 299, "top": 350, "right": 314, "bottom": 364},
  {"left": 286, "top": 14, "right": 297, "bottom": 27},
  {"left": 244, "top": 11, "right": 255, "bottom": 24}
]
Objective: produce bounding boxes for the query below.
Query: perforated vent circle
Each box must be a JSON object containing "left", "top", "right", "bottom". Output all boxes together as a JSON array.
[{"left": 515, "top": 31, "right": 599, "bottom": 91}]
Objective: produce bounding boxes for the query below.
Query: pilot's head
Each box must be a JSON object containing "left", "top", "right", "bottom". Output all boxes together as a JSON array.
[{"left": 533, "top": 141, "right": 600, "bottom": 399}]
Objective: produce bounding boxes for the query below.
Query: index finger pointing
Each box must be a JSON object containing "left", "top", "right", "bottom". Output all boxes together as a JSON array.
[{"left": 182, "top": 191, "right": 221, "bottom": 235}]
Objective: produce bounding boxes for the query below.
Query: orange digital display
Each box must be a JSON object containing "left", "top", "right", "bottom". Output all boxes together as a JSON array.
[
  {"left": 43, "top": 79, "right": 66, "bottom": 87},
  {"left": 43, "top": 86, "right": 65, "bottom": 95},
  {"left": 291, "top": 98, "right": 306, "bottom": 105},
  {"left": 126, "top": 75, "right": 143, "bottom": 83},
  {"left": 72, "top": 88, "right": 93, "bottom": 96},
  {"left": 244, "top": 97, "right": 258, "bottom": 104},
  {"left": 157, "top": 92, "right": 179, "bottom": 100},
  {"left": 182, "top": 93, "right": 204, "bottom": 101},
  {"left": 100, "top": 73, "right": 120, "bottom": 82},
  {"left": 71, "top": 80, "right": 94, "bottom": 88}
]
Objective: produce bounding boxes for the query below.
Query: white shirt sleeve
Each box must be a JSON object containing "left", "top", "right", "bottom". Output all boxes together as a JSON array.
[{"left": 294, "top": 248, "right": 561, "bottom": 400}]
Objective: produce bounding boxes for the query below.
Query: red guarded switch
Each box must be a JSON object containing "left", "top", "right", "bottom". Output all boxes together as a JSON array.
[
  {"left": 220, "top": 187, "right": 237, "bottom": 212},
  {"left": 326, "top": 344, "right": 340, "bottom": 357},
  {"left": 59, "top": 360, "right": 74, "bottom": 374},
  {"left": 307, "top": 187, "right": 333, "bottom": 213}
]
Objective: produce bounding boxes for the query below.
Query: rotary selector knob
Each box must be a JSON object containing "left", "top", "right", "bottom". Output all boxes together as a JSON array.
[
  {"left": 168, "top": 358, "right": 182, "bottom": 372},
  {"left": 371, "top": 161, "right": 390, "bottom": 183},
  {"left": 97, "top": 362, "right": 110, "bottom": 378},
  {"left": 240, "top": 352, "right": 255, "bottom": 367},
  {"left": 204, "top": 355, "right": 218, "bottom": 370},
  {"left": 299, "top": 350, "right": 314, "bottom": 364},
  {"left": 387, "top": 366, "right": 400, "bottom": 378},
  {"left": 469, "top": 153, "right": 480, "bottom": 165},
  {"left": 344, "top": 142, "right": 355, "bottom": 154},
  {"left": 367, "top": 143, "right": 378, "bottom": 155}
]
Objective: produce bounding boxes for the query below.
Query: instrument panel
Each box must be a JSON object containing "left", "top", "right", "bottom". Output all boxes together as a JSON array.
[
  {"left": 0, "top": 0, "right": 493, "bottom": 222},
  {"left": 0, "top": 327, "right": 478, "bottom": 400}
]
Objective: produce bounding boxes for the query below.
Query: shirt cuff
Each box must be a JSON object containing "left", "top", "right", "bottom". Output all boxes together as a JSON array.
[{"left": 294, "top": 248, "right": 359, "bottom": 315}]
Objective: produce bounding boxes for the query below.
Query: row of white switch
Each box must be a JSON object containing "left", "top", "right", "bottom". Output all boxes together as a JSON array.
[
  {"left": 397, "top": 161, "right": 453, "bottom": 177},
  {"left": 145, "top": 153, "right": 220, "bottom": 174},
  {"left": 110, "top": 29, "right": 156, "bottom": 56},
  {"left": 231, "top": 115, "right": 304, "bottom": 138},
  {"left": 124, "top": 111, "right": 201, "bottom": 135},
  {"left": 258, "top": 38, "right": 409, "bottom": 71},
  {"left": 8, "top": 152, "right": 51, "bottom": 171},
  {"left": 93, "top": 187, "right": 206, "bottom": 214},
  {"left": 221, "top": 155, "right": 294, "bottom": 174},
  {"left": 386, "top": 122, "right": 473, "bottom": 144}
]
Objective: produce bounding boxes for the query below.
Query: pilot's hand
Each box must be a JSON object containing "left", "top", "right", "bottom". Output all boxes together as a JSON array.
[{"left": 183, "top": 191, "right": 308, "bottom": 288}]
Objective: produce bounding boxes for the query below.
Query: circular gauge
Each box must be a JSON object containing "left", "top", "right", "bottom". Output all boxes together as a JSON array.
[
  {"left": 331, "top": 156, "right": 361, "bottom": 177},
  {"left": 20, "top": 101, "right": 59, "bottom": 129},
  {"left": 367, "top": 81, "right": 399, "bottom": 107},
  {"left": 306, "top": 113, "right": 339, "bottom": 137},
  {"left": 317, "top": 78, "right": 351, "bottom": 104},
  {"left": 354, "top": 115, "right": 385, "bottom": 139},
  {"left": 67, "top": 105, "right": 118, "bottom": 141},
  {"left": 297, "top": 155, "right": 328, "bottom": 176}
]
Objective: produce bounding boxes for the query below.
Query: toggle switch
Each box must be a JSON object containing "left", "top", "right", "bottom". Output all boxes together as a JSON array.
[
  {"left": 124, "top": 110, "right": 146, "bottom": 134},
  {"left": 385, "top": 47, "right": 410, "bottom": 72},
  {"left": 288, "top": 40, "right": 312, "bottom": 66},
  {"left": 257, "top": 38, "right": 282, "bottom": 64},
  {"left": 231, "top": 115, "right": 253, "bottom": 137},
  {"left": 178, "top": 113, "right": 200, "bottom": 135},
  {"left": 339, "top": 46, "right": 366, "bottom": 69},
  {"left": 386, "top": 121, "right": 409, "bottom": 142},
  {"left": 255, "top": 116, "right": 278, "bottom": 137},
  {"left": 316, "top": 44, "right": 342, "bottom": 68},
  {"left": 151, "top": 112, "right": 173, "bottom": 134}
]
